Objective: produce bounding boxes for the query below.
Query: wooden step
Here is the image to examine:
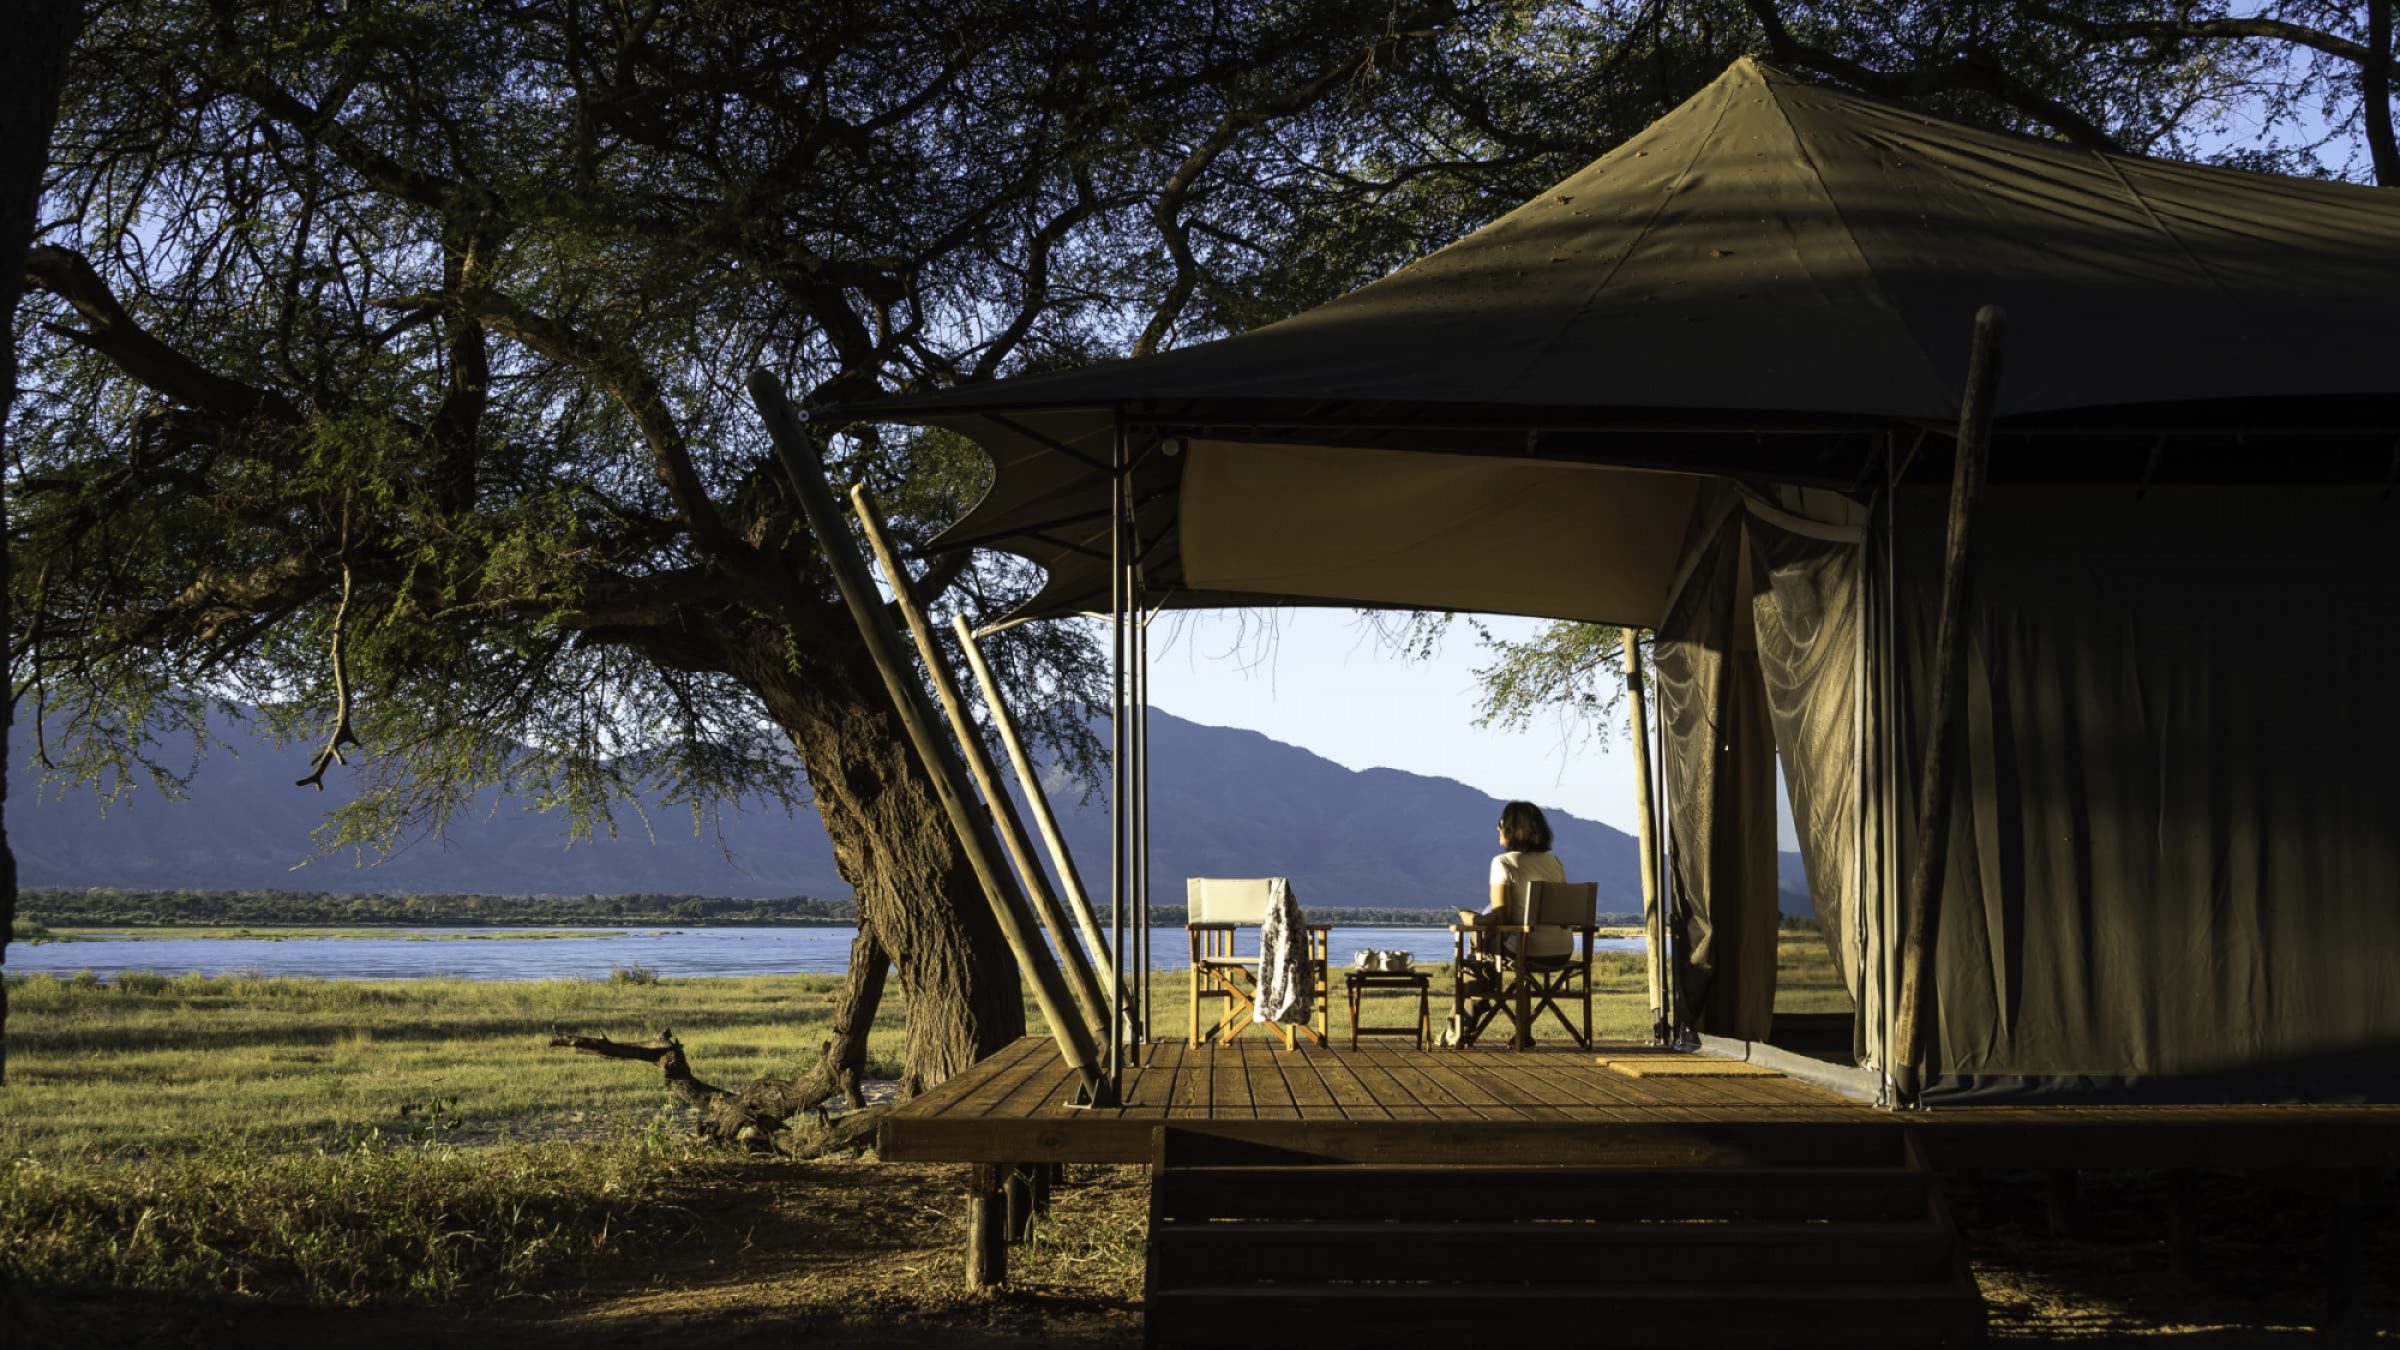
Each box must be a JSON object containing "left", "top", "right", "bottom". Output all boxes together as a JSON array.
[
  {"left": 1152, "top": 1218, "right": 1959, "bottom": 1286},
  {"left": 1146, "top": 1284, "right": 1986, "bottom": 1349},
  {"left": 1154, "top": 1164, "right": 1933, "bottom": 1223},
  {"left": 1154, "top": 1120, "right": 1907, "bottom": 1169}
]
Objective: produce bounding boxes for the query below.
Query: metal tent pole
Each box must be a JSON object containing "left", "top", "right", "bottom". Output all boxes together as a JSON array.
[
  {"left": 747, "top": 371, "right": 1106, "bottom": 1105},
  {"left": 1136, "top": 605, "right": 1152, "bottom": 1046},
  {"left": 1108, "top": 418, "right": 1128, "bottom": 1087},
  {"left": 1622, "top": 626, "right": 1667, "bottom": 1044}
]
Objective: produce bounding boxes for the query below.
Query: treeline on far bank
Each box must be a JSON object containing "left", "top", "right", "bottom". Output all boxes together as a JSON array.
[
  {"left": 15, "top": 888, "right": 855, "bottom": 929},
  {"left": 11, "top": 887, "right": 1657, "bottom": 931}
]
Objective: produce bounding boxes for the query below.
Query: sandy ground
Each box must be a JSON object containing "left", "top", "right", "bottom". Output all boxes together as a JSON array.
[{"left": 6, "top": 1162, "right": 2390, "bottom": 1348}]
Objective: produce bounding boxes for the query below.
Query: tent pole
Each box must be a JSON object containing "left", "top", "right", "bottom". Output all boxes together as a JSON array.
[
  {"left": 1890, "top": 306, "right": 2004, "bottom": 1109},
  {"left": 850, "top": 487, "right": 1113, "bottom": 1039},
  {"left": 950, "top": 613, "right": 1117, "bottom": 973},
  {"left": 1136, "top": 606, "right": 1153, "bottom": 1047},
  {"left": 1622, "top": 627, "right": 1668, "bottom": 1044},
  {"left": 1108, "top": 417, "right": 1128, "bottom": 1085},
  {"left": 746, "top": 371, "right": 1107, "bottom": 1105}
]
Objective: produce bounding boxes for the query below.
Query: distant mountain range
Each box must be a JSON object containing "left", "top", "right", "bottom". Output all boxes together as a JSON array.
[{"left": 9, "top": 706, "right": 1809, "bottom": 915}]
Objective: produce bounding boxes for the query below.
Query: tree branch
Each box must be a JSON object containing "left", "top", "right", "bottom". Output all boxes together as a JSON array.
[
  {"left": 25, "top": 245, "right": 301, "bottom": 423},
  {"left": 2368, "top": 0, "right": 2398, "bottom": 186},
  {"left": 390, "top": 287, "right": 741, "bottom": 566},
  {"left": 2024, "top": 4, "right": 2400, "bottom": 78},
  {"left": 1747, "top": 1, "right": 2122, "bottom": 151},
  {"left": 295, "top": 556, "right": 358, "bottom": 790}
]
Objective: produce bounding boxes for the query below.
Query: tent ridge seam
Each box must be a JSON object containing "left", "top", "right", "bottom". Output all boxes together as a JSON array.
[
  {"left": 1762, "top": 87, "right": 1955, "bottom": 416},
  {"left": 1500, "top": 83, "right": 1740, "bottom": 401},
  {"left": 2089, "top": 147, "right": 2230, "bottom": 296}
]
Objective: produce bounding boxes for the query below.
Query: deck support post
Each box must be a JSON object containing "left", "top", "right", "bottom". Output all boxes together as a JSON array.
[
  {"left": 1003, "top": 1164, "right": 1037, "bottom": 1244},
  {"left": 1031, "top": 1161, "right": 1058, "bottom": 1217},
  {"left": 850, "top": 484, "right": 1113, "bottom": 1040},
  {"left": 1891, "top": 305, "right": 2004, "bottom": 1108},
  {"left": 1622, "top": 626, "right": 1667, "bottom": 1043},
  {"left": 748, "top": 371, "right": 1109, "bottom": 1107},
  {"left": 967, "top": 1163, "right": 1008, "bottom": 1289}
]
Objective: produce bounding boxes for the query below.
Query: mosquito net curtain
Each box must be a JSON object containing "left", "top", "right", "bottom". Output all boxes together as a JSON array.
[{"left": 1654, "top": 488, "right": 1869, "bottom": 1047}]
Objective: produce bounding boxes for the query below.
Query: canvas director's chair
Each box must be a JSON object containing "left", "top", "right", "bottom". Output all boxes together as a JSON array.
[
  {"left": 1450, "top": 880, "right": 1600, "bottom": 1050},
  {"left": 1185, "top": 877, "right": 1330, "bottom": 1049}
]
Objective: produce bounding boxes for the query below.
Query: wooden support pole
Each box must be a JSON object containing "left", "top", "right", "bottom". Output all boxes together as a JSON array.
[
  {"left": 1621, "top": 626, "right": 1667, "bottom": 1042},
  {"left": 952, "top": 613, "right": 1118, "bottom": 984},
  {"left": 747, "top": 371, "right": 1108, "bottom": 1106},
  {"left": 967, "top": 1163, "right": 1007, "bottom": 1289},
  {"left": 1890, "top": 305, "right": 2004, "bottom": 1108},
  {"left": 851, "top": 485, "right": 1112, "bottom": 1038},
  {"left": 1003, "top": 1165, "right": 1036, "bottom": 1244},
  {"left": 1030, "top": 1160, "right": 1057, "bottom": 1216}
]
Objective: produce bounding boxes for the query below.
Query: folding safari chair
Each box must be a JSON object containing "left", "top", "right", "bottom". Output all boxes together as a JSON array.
[
  {"left": 1450, "top": 880, "right": 1599, "bottom": 1050},
  {"left": 1185, "top": 877, "right": 1330, "bottom": 1050}
]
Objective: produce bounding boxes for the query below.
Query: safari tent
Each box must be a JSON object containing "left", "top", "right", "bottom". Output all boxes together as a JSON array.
[{"left": 830, "top": 57, "right": 2400, "bottom": 1106}]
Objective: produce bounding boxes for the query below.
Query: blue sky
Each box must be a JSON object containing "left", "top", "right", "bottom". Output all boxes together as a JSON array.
[{"left": 1139, "top": 608, "right": 1649, "bottom": 834}]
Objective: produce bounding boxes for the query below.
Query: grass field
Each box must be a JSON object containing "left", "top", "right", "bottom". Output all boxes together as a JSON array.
[{"left": 0, "top": 934, "right": 1848, "bottom": 1312}]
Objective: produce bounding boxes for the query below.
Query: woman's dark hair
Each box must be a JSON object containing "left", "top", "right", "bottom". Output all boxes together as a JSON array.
[{"left": 1497, "top": 800, "right": 1553, "bottom": 853}]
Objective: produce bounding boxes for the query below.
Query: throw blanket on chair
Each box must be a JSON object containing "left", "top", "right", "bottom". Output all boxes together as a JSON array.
[{"left": 1252, "top": 877, "right": 1313, "bottom": 1027}]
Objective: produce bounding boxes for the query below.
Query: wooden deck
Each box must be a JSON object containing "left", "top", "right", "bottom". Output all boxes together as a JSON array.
[{"left": 880, "top": 1036, "right": 2400, "bottom": 1170}]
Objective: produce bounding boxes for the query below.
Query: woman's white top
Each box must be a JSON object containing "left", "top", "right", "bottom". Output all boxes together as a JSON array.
[{"left": 1489, "top": 850, "right": 1572, "bottom": 960}]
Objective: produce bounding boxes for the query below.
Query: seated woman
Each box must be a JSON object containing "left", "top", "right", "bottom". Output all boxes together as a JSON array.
[{"left": 1450, "top": 801, "right": 1570, "bottom": 1042}]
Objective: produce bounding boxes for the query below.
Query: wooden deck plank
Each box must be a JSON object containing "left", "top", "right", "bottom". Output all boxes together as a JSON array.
[
  {"left": 1250, "top": 1045, "right": 1305, "bottom": 1120},
  {"left": 1449, "top": 1057, "right": 1578, "bottom": 1120},
  {"left": 1209, "top": 1045, "right": 1254, "bottom": 1120},
  {"left": 885, "top": 1036, "right": 1032, "bottom": 1119},
  {"left": 1492, "top": 1054, "right": 1642, "bottom": 1122},
  {"left": 1374, "top": 1048, "right": 1524, "bottom": 1120},
  {"left": 1278, "top": 1048, "right": 1342, "bottom": 1117},
  {"left": 1306, "top": 1043, "right": 1395, "bottom": 1121},
  {"left": 1339, "top": 1046, "right": 1443, "bottom": 1120},
  {"left": 945, "top": 1038, "right": 1053, "bottom": 1119},
  {"left": 1169, "top": 1041, "right": 1213, "bottom": 1120}
]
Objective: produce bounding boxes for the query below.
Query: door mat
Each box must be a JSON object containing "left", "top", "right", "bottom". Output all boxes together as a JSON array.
[{"left": 1598, "top": 1056, "right": 1784, "bottom": 1078}]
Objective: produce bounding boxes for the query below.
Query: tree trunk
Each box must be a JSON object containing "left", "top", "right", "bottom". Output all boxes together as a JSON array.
[
  {"left": 734, "top": 631, "right": 1026, "bottom": 1097},
  {"left": 0, "top": 0, "right": 84, "bottom": 1085}
]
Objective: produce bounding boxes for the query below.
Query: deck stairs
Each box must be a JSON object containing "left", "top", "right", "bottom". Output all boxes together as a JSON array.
[{"left": 1144, "top": 1122, "right": 1984, "bottom": 1348}]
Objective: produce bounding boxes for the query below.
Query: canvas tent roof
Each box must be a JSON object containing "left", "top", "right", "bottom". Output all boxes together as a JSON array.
[{"left": 840, "top": 56, "right": 2400, "bottom": 625}]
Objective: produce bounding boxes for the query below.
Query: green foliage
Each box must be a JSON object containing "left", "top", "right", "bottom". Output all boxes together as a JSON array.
[{"left": 607, "top": 964, "right": 660, "bottom": 986}]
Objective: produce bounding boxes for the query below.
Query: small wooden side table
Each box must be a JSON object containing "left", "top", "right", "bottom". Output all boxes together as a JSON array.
[{"left": 1345, "top": 970, "right": 1432, "bottom": 1051}]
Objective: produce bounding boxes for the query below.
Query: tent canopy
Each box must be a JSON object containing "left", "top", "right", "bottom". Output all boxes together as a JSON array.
[{"left": 841, "top": 56, "right": 2400, "bottom": 625}]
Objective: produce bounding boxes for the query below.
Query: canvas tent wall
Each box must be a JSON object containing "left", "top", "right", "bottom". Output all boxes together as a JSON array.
[{"left": 829, "top": 58, "right": 2400, "bottom": 1104}]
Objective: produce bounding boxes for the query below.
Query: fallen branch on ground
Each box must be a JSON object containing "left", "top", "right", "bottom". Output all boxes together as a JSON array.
[{"left": 547, "top": 1026, "right": 861, "bottom": 1152}]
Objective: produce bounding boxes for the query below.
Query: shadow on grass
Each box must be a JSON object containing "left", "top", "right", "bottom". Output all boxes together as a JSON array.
[
  {"left": 5, "top": 1159, "right": 1142, "bottom": 1350},
  {"left": 1952, "top": 1168, "right": 2396, "bottom": 1343}
]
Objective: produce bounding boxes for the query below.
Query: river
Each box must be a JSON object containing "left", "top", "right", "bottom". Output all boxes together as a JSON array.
[{"left": 10, "top": 925, "right": 1644, "bottom": 983}]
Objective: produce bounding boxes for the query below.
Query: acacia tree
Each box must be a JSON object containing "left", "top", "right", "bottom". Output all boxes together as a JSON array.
[{"left": 11, "top": 0, "right": 1510, "bottom": 1132}]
